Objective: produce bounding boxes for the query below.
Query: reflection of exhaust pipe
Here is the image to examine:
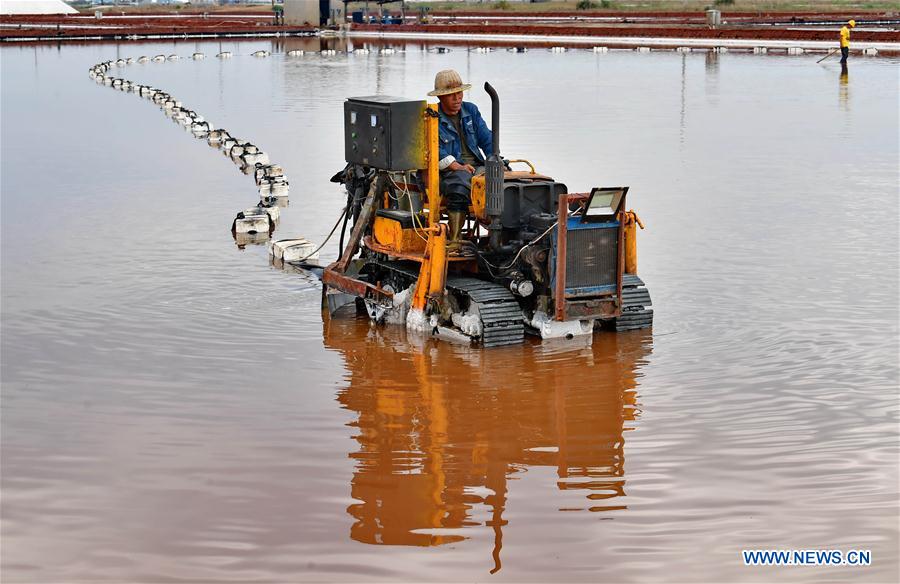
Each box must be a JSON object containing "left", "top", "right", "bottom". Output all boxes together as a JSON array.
[{"left": 484, "top": 82, "right": 504, "bottom": 251}]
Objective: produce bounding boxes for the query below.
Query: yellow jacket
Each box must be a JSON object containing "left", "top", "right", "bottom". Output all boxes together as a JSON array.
[{"left": 840, "top": 25, "right": 851, "bottom": 48}]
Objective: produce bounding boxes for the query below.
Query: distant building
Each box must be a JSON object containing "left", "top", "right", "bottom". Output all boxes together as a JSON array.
[{"left": 284, "top": 0, "right": 341, "bottom": 27}]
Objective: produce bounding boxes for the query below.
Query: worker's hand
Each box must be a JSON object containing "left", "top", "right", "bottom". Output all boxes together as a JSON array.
[{"left": 449, "top": 161, "right": 476, "bottom": 174}]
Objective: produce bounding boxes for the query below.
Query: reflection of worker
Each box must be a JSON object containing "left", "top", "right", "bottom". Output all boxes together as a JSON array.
[
  {"left": 428, "top": 69, "right": 493, "bottom": 254},
  {"left": 839, "top": 61, "right": 850, "bottom": 109},
  {"left": 840, "top": 19, "right": 856, "bottom": 64}
]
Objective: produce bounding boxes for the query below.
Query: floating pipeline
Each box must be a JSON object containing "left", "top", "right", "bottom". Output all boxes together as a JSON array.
[
  {"left": 350, "top": 30, "right": 899, "bottom": 55},
  {"left": 87, "top": 53, "right": 292, "bottom": 248},
  {"left": 87, "top": 52, "right": 330, "bottom": 270}
]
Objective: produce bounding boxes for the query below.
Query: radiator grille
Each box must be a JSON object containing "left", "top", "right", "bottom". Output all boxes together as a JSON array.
[{"left": 565, "top": 227, "right": 618, "bottom": 289}]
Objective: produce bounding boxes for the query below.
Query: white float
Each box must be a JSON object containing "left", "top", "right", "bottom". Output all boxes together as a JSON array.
[
  {"left": 207, "top": 129, "right": 230, "bottom": 144},
  {"left": 257, "top": 203, "right": 280, "bottom": 222},
  {"left": 221, "top": 136, "right": 239, "bottom": 151},
  {"left": 269, "top": 238, "right": 319, "bottom": 262},
  {"left": 259, "top": 178, "right": 289, "bottom": 198},
  {"left": 242, "top": 151, "right": 270, "bottom": 166},
  {"left": 255, "top": 164, "right": 284, "bottom": 184},
  {"left": 233, "top": 209, "right": 272, "bottom": 234}
]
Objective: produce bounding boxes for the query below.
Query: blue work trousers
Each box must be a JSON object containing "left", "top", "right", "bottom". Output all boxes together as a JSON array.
[{"left": 440, "top": 167, "right": 481, "bottom": 212}]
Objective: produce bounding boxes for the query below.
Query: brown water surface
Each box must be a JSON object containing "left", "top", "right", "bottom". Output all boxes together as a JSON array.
[{"left": 1, "top": 38, "right": 898, "bottom": 582}]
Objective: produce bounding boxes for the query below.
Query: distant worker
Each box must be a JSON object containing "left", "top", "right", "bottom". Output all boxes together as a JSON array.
[
  {"left": 428, "top": 69, "right": 493, "bottom": 255},
  {"left": 840, "top": 19, "right": 856, "bottom": 64},
  {"left": 273, "top": 2, "right": 284, "bottom": 26}
]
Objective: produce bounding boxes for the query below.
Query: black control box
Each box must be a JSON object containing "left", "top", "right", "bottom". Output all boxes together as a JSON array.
[{"left": 344, "top": 96, "right": 426, "bottom": 171}]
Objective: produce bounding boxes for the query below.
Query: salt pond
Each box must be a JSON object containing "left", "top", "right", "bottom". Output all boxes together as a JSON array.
[{"left": 1, "top": 38, "right": 898, "bottom": 582}]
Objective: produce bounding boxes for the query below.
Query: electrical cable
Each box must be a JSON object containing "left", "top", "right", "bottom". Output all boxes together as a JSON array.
[
  {"left": 479, "top": 206, "right": 581, "bottom": 275},
  {"left": 294, "top": 205, "right": 348, "bottom": 263},
  {"left": 387, "top": 173, "right": 429, "bottom": 242},
  {"left": 338, "top": 188, "right": 352, "bottom": 252},
  {"left": 480, "top": 219, "right": 557, "bottom": 272}
]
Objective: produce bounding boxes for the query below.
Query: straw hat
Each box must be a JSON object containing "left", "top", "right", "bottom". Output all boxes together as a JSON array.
[{"left": 427, "top": 69, "right": 472, "bottom": 97}]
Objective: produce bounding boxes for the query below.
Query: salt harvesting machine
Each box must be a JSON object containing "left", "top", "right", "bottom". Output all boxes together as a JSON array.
[{"left": 322, "top": 83, "right": 652, "bottom": 346}]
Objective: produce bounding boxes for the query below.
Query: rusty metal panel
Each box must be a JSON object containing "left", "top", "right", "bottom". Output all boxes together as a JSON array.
[
  {"left": 564, "top": 298, "right": 619, "bottom": 319},
  {"left": 335, "top": 175, "right": 382, "bottom": 273},
  {"left": 323, "top": 265, "right": 394, "bottom": 304},
  {"left": 554, "top": 193, "right": 569, "bottom": 321}
]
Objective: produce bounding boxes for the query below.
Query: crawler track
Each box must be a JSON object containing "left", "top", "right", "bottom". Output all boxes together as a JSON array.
[
  {"left": 447, "top": 277, "right": 525, "bottom": 347},
  {"left": 617, "top": 274, "right": 653, "bottom": 332}
]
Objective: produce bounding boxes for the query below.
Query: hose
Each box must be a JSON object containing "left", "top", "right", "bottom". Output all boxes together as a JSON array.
[{"left": 296, "top": 206, "right": 348, "bottom": 263}]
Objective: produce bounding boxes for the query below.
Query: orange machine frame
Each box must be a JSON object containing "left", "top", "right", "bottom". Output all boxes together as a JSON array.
[{"left": 324, "top": 103, "right": 454, "bottom": 313}]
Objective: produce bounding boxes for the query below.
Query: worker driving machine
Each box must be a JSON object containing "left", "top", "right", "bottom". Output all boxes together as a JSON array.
[{"left": 323, "top": 83, "right": 652, "bottom": 346}]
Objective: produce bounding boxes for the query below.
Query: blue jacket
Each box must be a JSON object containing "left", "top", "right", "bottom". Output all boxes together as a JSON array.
[{"left": 437, "top": 101, "right": 493, "bottom": 170}]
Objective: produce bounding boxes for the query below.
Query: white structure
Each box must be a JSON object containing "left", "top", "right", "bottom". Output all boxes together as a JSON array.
[
  {"left": 0, "top": 0, "right": 78, "bottom": 14},
  {"left": 283, "top": 0, "right": 320, "bottom": 26},
  {"left": 283, "top": 0, "right": 343, "bottom": 26}
]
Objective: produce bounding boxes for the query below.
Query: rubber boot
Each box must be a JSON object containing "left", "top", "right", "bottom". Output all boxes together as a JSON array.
[{"left": 446, "top": 210, "right": 472, "bottom": 256}]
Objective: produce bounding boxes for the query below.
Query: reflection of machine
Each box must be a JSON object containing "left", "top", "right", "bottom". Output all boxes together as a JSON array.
[
  {"left": 323, "top": 83, "right": 652, "bottom": 346},
  {"left": 323, "top": 314, "right": 651, "bottom": 571}
]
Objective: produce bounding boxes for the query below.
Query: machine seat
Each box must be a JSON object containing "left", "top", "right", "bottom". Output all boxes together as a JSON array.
[{"left": 375, "top": 208, "right": 419, "bottom": 229}]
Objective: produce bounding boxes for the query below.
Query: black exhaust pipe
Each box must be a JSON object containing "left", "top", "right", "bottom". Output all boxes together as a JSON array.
[
  {"left": 484, "top": 82, "right": 500, "bottom": 158},
  {"left": 484, "top": 82, "right": 504, "bottom": 250}
]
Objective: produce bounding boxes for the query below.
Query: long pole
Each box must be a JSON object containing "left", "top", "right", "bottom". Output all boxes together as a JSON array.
[{"left": 817, "top": 48, "right": 838, "bottom": 63}]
